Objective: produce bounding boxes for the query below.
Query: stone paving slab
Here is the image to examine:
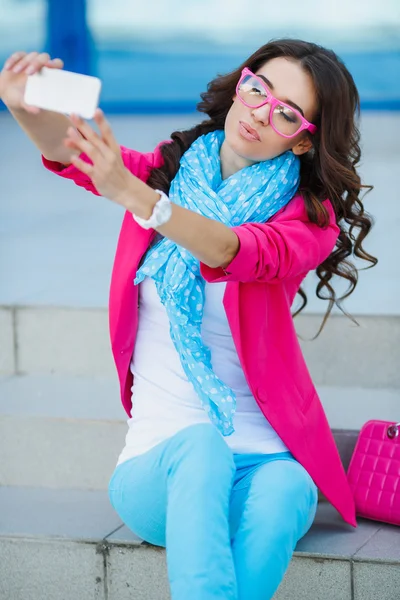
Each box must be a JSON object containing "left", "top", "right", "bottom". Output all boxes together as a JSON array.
[
  {"left": 0, "top": 537, "right": 106, "bottom": 600},
  {"left": 106, "top": 502, "right": 398, "bottom": 562},
  {"left": 3, "top": 486, "right": 399, "bottom": 561},
  {"left": 353, "top": 561, "right": 400, "bottom": 600},
  {"left": 0, "top": 486, "right": 122, "bottom": 541},
  {"left": 353, "top": 525, "right": 400, "bottom": 563},
  {"left": 1, "top": 486, "right": 399, "bottom": 600},
  {"left": 295, "top": 503, "right": 381, "bottom": 558},
  {"left": 107, "top": 545, "right": 171, "bottom": 600},
  {"left": 274, "top": 557, "right": 352, "bottom": 600}
]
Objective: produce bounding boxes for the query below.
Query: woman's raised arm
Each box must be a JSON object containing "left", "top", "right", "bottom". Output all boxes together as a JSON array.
[{"left": 0, "top": 51, "right": 82, "bottom": 166}]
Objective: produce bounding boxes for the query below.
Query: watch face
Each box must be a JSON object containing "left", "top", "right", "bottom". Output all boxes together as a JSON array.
[{"left": 154, "top": 196, "right": 172, "bottom": 227}]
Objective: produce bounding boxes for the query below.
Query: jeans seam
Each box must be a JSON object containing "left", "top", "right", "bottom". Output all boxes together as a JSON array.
[{"left": 302, "top": 483, "right": 318, "bottom": 536}]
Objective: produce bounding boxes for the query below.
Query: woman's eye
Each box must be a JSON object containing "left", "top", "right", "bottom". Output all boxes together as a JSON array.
[
  {"left": 276, "top": 106, "right": 296, "bottom": 123},
  {"left": 249, "top": 87, "right": 263, "bottom": 95}
]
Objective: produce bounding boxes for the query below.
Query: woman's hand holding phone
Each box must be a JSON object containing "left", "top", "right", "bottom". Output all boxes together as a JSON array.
[{"left": 0, "top": 51, "right": 64, "bottom": 113}]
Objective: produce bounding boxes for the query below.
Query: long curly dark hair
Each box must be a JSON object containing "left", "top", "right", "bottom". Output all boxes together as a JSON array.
[{"left": 147, "top": 38, "right": 377, "bottom": 335}]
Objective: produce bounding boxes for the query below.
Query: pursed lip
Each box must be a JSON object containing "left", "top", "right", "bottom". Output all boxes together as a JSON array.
[{"left": 239, "top": 121, "right": 261, "bottom": 141}]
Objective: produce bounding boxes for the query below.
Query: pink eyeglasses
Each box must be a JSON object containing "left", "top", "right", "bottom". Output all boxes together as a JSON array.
[{"left": 236, "top": 67, "right": 317, "bottom": 139}]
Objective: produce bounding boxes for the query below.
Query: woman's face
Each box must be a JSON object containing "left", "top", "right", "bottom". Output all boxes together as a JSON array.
[{"left": 222, "top": 57, "right": 318, "bottom": 172}]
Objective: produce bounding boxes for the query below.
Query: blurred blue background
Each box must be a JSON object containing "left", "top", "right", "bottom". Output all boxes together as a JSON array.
[
  {"left": 1, "top": 0, "right": 399, "bottom": 318},
  {"left": 0, "top": 0, "right": 399, "bottom": 113}
]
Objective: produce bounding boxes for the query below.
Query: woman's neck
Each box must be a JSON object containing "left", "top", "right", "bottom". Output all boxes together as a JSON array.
[{"left": 219, "top": 140, "right": 255, "bottom": 180}]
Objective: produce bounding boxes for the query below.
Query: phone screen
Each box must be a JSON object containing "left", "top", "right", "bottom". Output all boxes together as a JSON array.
[{"left": 24, "top": 67, "right": 102, "bottom": 119}]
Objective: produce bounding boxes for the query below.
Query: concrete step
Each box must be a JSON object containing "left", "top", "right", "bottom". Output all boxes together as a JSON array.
[
  {"left": 0, "top": 374, "right": 399, "bottom": 490},
  {"left": 1, "top": 306, "right": 399, "bottom": 388},
  {"left": 0, "top": 486, "right": 399, "bottom": 600},
  {"left": 0, "top": 374, "right": 124, "bottom": 491}
]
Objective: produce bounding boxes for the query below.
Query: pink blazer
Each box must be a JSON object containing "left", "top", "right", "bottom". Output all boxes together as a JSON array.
[{"left": 43, "top": 143, "right": 357, "bottom": 527}]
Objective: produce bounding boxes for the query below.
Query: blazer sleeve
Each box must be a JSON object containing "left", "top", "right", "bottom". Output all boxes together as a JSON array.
[
  {"left": 41, "top": 144, "right": 165, "bottom": 194},
  {"left": 200, "top": 196, "right": 340, "bottom": 284}
]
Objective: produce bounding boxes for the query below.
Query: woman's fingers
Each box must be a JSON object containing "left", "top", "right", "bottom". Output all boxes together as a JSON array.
[
  {"left": 25, "top": 54, "right": 63, "bottom": 75},
  {"left": 69, "top": 113, "right": 111, "bottom": 158},
  {"left": 93, "top": 109, "right": 120, "bottom": 153},
  {"left": 3, "top": 51, "right": 62, "bottom": 71},
  {"left": 64, "top": 125, "right": 105, "bottom": 168},
  {"left": 12, "top": 52, "right": 40, "bottom": 73},
  {"left": 66, "top": 126, "right": 81, "bottom": 140},
  {"left": 65, "top": 114, "right": 121, "bottom": 177},
  {"left": 70, "top": 154, "right": 94, "bottom": 175},
  {"left": 24, "top": 53, "right": 51, "bottom": 75},
  {"left": 64, "top": 132, "right": 92, "bottom": 156},
  {"left": 5, "top": 51, "right": 61, "bottom": 76},
  {"left": 3, "top": 51, "right": 27, "bottom": 70},
  {"left": 45, "top": 58, "right": 64, "bottom": 70}
]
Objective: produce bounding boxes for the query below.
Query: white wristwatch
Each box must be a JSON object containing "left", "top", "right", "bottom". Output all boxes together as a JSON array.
[{"left": 133, "top": 189, "right": 172, "bottom": 230}]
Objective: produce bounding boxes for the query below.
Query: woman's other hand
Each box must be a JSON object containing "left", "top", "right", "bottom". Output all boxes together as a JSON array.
[{"left": 64, "top": 109, "right": 133, "bottom": 204}]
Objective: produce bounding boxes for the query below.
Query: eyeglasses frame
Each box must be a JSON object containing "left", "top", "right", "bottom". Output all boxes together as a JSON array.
[{"left": 236, "top": 67, "right": 318, "bottom": 139}]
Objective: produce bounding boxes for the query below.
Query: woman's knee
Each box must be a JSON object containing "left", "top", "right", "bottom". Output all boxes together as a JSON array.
[
  {"left": 247, "top": 459, "right": 318, "bottom": 535},
  {"left": 108, "top": 461, "right": 168, "bottom": 547},
  {"left": 251, "top": 458, "right": 314, "bottom": 494},
  {"left": 169, "top": 423, "right": 236, "bottom": 480}
]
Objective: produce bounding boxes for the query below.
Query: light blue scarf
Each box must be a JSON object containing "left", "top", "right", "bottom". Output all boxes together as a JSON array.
[{"left": 134, "top": 130, "right": 300, "bottom": 435}]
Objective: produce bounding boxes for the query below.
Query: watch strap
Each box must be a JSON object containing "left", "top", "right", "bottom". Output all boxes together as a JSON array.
[{"left": 133, "top": 189, "right": 172, "bottom": 230}]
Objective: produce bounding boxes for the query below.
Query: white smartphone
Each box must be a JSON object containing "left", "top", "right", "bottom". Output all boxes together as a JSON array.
[{"left": 24, "top": 67, "right": 102, "bottom": 119}]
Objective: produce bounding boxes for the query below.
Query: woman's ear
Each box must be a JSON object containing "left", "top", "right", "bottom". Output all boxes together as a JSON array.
[{"left": 292, "top": 135, "right": 313, "bottom": 156}]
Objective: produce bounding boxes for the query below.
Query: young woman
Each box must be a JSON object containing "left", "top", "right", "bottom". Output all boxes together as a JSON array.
[{"left": 1, "top": 39, "right": 377, "bottom": 600}]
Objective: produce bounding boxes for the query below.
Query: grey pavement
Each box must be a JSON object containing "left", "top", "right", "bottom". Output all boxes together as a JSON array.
[
  {"left": 1, "top": 486, "right": 399, "bottom": 600},
  {"left": 1, "top": 111, "right": 399, "bottom": 315}
]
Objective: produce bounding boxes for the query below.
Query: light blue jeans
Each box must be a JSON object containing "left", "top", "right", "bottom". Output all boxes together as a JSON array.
[{"left": 108, "top": 423, "right": 318, "bottom": 600}]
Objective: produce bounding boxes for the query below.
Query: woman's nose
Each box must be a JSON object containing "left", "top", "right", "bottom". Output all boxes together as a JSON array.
[{"left": 251, "top": 102, "right": 271, "bottom": 126}]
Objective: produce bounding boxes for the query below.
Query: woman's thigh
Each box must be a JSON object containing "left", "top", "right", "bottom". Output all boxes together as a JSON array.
[
  {"left": 229, "top": 456, "right": 318, "bottom": 542},
  {"left": 108, "top": 422, "right": 235, "bottom": 547}
]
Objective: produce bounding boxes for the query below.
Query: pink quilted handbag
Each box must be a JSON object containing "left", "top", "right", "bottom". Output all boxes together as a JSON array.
[{"left": 347, "top": 420, "right": 400, "bottom": 526}]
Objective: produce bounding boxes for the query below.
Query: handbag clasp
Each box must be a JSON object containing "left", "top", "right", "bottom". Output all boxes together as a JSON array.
[{"left": 387, "top": 423, "right": 400, "bottom": 439}]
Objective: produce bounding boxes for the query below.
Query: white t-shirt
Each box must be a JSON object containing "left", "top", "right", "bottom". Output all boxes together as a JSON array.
[{"left": 116, "top": 277, "right": 289, "bottom": 466}]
